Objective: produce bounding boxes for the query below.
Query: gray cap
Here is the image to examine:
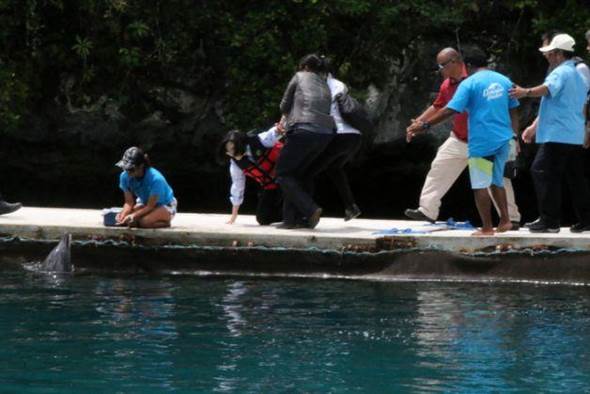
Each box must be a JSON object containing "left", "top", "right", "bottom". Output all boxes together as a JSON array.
[{"left": 115, "top": 147, "right": 145, "bottom": 170}]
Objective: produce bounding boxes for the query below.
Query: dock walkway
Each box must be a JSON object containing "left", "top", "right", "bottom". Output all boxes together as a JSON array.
[
  {"left": 0, "top": 207, "right": 589, "bottom": 252},
  {"left": 2, "top": 207, "right": 590, "bottom": 282}
]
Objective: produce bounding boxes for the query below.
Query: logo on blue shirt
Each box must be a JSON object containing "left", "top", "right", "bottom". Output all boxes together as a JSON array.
[{"left": 483, "top": 83, "right": 505, "bottom": 100}]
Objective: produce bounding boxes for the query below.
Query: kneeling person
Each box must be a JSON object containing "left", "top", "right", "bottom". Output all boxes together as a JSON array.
[
  {"left": 115, "top": 147, "right": 177, "bottom": 228},
  {"left": 220, "top": 126, "right": 283, "bottom": 225}
]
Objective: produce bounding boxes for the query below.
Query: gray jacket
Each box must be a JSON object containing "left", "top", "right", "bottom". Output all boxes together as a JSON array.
[{"left": 280, "top": 71, "right": 335, "bottom": 131}]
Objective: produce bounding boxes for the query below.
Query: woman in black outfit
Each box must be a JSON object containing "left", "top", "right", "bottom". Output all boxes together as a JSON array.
[{"left": 276, "top": 54, "right": 335, "bottom": 229}]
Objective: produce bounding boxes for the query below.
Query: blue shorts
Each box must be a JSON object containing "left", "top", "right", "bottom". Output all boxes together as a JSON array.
[{"left": 468, "top": 142, "right": 510, "bottom": 189}]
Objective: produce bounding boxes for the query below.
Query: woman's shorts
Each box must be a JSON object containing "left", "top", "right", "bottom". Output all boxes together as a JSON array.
[
  {"left": 135, "top": 198, "right": 178, "bottom": 216},
  {"left": 165, "top": 198, "right": 178, "bottom": 216}
]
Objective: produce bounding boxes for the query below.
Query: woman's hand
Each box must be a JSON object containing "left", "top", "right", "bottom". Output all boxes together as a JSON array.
[
  {"left": 226, "top": 205, "right": 239, "bottom": 224},
  {"left": 116, "top": 211, "right": 126, "bottom": 223}
]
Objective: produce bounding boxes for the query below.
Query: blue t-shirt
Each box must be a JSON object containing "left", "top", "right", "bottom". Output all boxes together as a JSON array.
[
  {"left": 447, "top": 69, "right": 519, "bottom": 157},
  {"left": 537, "top": 60, "right": 587, "bottom": 145},
  {"left": 119, "top": 167, "right": 175, "bottom": 206}
]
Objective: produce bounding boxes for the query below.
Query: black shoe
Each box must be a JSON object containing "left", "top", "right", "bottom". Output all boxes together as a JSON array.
[
  {"left": 528, "top": 220, "right": 560, "bottom": 233},
  {"left": 570, "top": 223, "right": 590, "bottom": 233},
  {"left": 524, "top": 218, "right": 541, "bottom": 228},
  {"left": 307, "top": 208, "right": 322, "bottom": 229},
  {"left": 344, "top": 204, "right": 361, "bottom": 221},
  {"left": 404, "top": 208, "right": 435, "bottom": 223},
  {"left": 0, "top": 201, "right": 22, "bottom": 215},
  {"left": 276, "top": 222, "right": 297, "bottom": 229},
  {"left": 510, "top": 221, "right": 520, "bottom": 231}
]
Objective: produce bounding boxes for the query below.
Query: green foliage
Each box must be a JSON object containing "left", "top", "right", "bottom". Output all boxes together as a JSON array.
[
  {"left": 0, "top": 65, "right": 29, "bottom": 133},
  {"left": 72, "top": 36, "right": 93, "bottom": 61},
  {"left": 0, "top": 0, "right": 588, "bottom": 132},
  {"left": 127, "top": 21, "right": 150, "bottom": 40}
]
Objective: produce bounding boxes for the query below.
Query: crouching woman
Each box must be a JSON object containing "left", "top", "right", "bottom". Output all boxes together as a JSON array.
[
  {"left": 219, "top": 126, "right": 283, "bottom": 225},
  {"left": 115, "top": 147, "right": 177, "bottom": 228}
]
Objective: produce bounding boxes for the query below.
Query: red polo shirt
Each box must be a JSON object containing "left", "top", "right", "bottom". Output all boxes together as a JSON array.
[{"left": 432, "top": 74, "right": 468, "bottom": 142}]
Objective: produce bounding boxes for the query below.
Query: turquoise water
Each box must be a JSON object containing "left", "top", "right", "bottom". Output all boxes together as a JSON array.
[{"left": 1, "top": 268, "right": 590, "bottom": 393}]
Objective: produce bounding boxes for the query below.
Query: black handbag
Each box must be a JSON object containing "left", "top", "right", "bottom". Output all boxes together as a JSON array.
[{"left": 335, "top": 92, "right": 374, "bottom": 134}]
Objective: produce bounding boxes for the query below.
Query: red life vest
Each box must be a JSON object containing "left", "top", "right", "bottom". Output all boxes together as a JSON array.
[{"left": 235, "top": 142, "right": 283, "bottom": 190}]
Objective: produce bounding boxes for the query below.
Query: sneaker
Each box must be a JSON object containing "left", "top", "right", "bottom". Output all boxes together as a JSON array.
[
  {"left": 307, "top": 208, "right": 322, "bottom": 229},
  {"left": 528, "top": 220, "right": 560, "bottom": 233},
  {"left": 0, "top": 200, "right": 22, "bottom": 215},
  {"left": 404, "top": 208, "right": 435, "bottom": 223},
  {"left": 344, "top": 204, "right": 361, "bottom": 221},
  {"left": 524, "top": 218, "right": 541, "bottom": 228},
  {"left": 570, "top": 223, "right": 590, "bottom": 233},
  {"left": 510, "top": 221, "right": 520, "bottom": 231}
]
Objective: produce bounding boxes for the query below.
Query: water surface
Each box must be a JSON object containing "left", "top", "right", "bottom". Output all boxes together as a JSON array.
[{"left": 1, "top": 266, "right": 589, "bottom": 393}]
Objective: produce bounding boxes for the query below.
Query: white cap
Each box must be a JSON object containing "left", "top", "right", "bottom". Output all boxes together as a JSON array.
[{"left": 539, "top": 33, "right": 575, "bottom": 52}]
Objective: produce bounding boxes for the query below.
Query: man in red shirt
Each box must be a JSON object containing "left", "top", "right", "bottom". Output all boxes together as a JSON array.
[{"left": 405, "top": 47, "right": 521, "bottom": 227}]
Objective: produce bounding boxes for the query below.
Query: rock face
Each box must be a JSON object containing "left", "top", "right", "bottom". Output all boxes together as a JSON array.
[{"left": 1, "top": 51, "right": 541, "bottom": 223}]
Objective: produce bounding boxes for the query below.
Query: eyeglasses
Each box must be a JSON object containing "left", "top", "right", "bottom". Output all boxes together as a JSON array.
[{"left": 437, "top": 59, "right": 455, "bottom": 70}]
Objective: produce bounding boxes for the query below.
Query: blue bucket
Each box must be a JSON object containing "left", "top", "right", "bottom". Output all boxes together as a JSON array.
[{"left": 102, "top": 208, "right": 123, "bottom": 227}]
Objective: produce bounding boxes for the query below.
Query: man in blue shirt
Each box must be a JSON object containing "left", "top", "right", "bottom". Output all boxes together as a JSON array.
[
  {"left": 510, "top": 33, "right": 590, "bottom": 233},
  {"left": 408, "top": 47, "right": 519, "bottom": 236}
]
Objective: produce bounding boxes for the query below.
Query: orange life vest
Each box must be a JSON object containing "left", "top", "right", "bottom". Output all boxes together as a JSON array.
[{"left": 234, "top": 141, "right": 283, "bottom": 190}]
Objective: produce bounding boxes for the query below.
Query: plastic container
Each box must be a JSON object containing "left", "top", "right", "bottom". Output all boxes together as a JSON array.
[{"left": 102, "top": 208, "right": 123, "bottom": 227}]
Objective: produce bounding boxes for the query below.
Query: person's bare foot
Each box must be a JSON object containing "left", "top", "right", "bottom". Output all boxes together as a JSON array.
[
  {"left": 472, "top": 228, "right": 495, "bottom": 237},
  {"left": 496, "top": 221, "right": 513, "bottom": 233}
]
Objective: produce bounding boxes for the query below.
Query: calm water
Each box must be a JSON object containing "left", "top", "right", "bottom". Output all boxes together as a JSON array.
[{"left": 1, "top": 266, "right": 590, "bottom": 393}]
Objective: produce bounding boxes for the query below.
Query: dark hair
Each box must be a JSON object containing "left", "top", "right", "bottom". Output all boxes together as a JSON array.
[
  {"left": 321, "top": 56, "right": 334, "bottom": 75},
  {"left": 134, "top": 149, "right": 152, "bottom": 168},
  {"left": 217, "top": 130, "right": 247, "bottom": 165},
  {"left": 586, "top": 30, "right": 590, "bottom": 40},
  {"left": 561, "top": 50, "right": 575, "bottom": 59},
  {"left": 298, "top": 53, "right": 326, "bottom": 73},
  {"left": 462, "top": 46, "right": 488, "bottom": 68}
]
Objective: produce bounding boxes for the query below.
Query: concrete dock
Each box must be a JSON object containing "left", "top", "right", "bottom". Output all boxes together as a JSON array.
[
  {"left": 0, "top": 207, "right": 589, "bottom": 252},
  {"left": 1, "top": 207, "right": 590, "bottom": 283}
]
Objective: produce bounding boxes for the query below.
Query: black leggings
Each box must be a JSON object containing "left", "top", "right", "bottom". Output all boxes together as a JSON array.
[
  {"left": 306, "top": 133, "right": 361, "bottom": 210},
  {"left": 256, "top": 188, "right": 282, "bottom": 225},
  {"left": 275, "top": 129, "right": 333, "bottom": 224}
]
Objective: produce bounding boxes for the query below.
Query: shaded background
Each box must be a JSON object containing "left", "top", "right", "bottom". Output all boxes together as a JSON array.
[{"left": 1, "top": 0, "right": 589, "bottom": 225}]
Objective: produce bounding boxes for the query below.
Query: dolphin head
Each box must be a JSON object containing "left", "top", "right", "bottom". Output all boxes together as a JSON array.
[{"left": 42, "top": 234, "right": 72, "bottom": 273}]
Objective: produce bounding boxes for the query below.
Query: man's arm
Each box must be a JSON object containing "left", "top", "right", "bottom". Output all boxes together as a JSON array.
[
  {"left": 406, "top": 107, "right": 458, "bottom": 141},
  {"left": 509, "top": 84, "right": 550, "bottom": 99},
  {"left": 415, "top": 105, "right": 439, "bottom": 122}
]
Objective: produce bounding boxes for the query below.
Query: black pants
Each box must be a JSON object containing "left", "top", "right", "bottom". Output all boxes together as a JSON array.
[
  {"left": 256, "top": 188, "right": 282, "bottom": 225},
  {"left": 275, "top": 129, "right": 333, "bottom": 224},
  {"left": 306, "top": 133, "right": 361, "bottom": 209},
  {"left": 531, "top": 142, "right": 590, "bottom": 227}
]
